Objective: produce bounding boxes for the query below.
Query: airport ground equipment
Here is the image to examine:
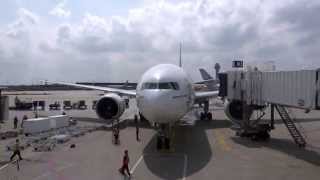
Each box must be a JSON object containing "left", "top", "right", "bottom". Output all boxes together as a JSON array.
[
  {"left": 0, "top": 131, "right": 18, "bottom": 140},
  {"left": 50, "top": 134, "right": 70, "bottom": 144},
  {"left": 63, "top": 101, "right": 72, "bottom": 110},
  {"left": 32, "top": 138, "right": 56, "bottom": 151},
  {"left": 49, "top": 101, "right": 61, "bottom": 110},
  {"left": 13, "top": 96, "right": 33, "bottom": 110},
  {"left": 72, "top": 100, "right": 87, "bottom": 110},
  {"left": 220, "top": 69, "right": 320, "bottom": 146},
  {"left": 23, "top": 115, "right": 69, "bottom": 135},
  {"left": 92, "top": 100, "right": 97, "bottom": 110}
]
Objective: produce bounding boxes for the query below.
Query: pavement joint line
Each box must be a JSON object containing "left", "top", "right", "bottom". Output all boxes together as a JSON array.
[
  {"left": 0, "top": 163, "right": 9, "bottom": 171},
  {"left": 130, "top": 154, "right": 143, "bottom": 174},
  {"left": 0, "top": 159, "right": 18, "bottom": 171}
]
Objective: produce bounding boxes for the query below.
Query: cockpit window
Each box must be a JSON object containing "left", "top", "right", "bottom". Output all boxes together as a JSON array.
[
  {"left": 142, "top": 82, "right": 179, "bottom": 90},
  {"left": 170, "top": 82, "right": 180, "bottom": 90},
  {"left": 158, "top": 82, "right": 172, "bottom": 89},
  {"left": 142, "top": 83, "right": 158, "bottom": 89}
]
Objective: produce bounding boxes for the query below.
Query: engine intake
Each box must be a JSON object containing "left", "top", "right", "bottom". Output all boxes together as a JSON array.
[{"left": 96, "top": 93, "right": 126, "bottom": 121}]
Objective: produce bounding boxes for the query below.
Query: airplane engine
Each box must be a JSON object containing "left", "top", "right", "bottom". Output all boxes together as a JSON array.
[
  {"left": 96, "top": 93, "right": 126, "bottom": 122},
  {"left": 224, "top": 100, "right": 253, "bottom": 125}
]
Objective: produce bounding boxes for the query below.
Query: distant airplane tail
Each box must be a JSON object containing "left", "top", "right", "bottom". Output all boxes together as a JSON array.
[
  {"left": 198, "top": 68, "right": 218, "bottom": 91},
  {"left": 199, "top": 68, "right": 213, "bottom": 80}
]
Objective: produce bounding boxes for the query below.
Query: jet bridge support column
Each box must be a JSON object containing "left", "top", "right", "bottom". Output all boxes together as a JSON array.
[
  {"left": 0, "top": 89, "right": 3, "bottom": 123},
  {"left": 0, "top": 89, "right": 2, "bottom": 123},
  {"left": 270, "top": 104, "right": 275, "bottom": 130}
]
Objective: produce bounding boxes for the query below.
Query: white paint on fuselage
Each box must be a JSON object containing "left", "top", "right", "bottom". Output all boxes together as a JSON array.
[{"left": 136, "top": 64, "right": 195, "bottom": 124}]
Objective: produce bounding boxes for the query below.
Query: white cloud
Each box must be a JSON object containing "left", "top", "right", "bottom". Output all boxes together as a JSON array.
[
  {"left": 1, "top": 0, "right": 320, "bottom": 84},
  {"left": 6, "top": 8, "right": 39, "bottom": 38},
  {"left": 49, "top": 0, "right": 71, "bottom": 18}
]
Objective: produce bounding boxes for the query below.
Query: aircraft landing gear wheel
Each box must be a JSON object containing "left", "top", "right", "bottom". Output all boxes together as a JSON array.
[
  {"left": 251, "top": 134, "right": 258, "bottom": 141},
  {"left": 139, "top": 112, "right": 147, "bottom": 122},
  {"left": 165, "top": 137, "right": 170, "bottom": 150},
  {"left": 157, "top": 136, "right": 162, "bottom": 150},
  {"left": 261, "top": 132, "right": 270, "bottom": 141},
  {"left": 200, "top": 112, "right": 205, "bottom": 120}
]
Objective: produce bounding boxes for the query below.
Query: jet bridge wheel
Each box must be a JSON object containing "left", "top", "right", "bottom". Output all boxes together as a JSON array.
[
  {"left": 139, "top": 112, "right": 147, "bottom": 122},
  {"left": 200, "top": 112, "right": 212, "bottom": 120},
  {"left": 157, "top": 136, "right": 171, "bottom": 150},
  {"left": 157, "top": 136, "right": 163, "bottom": 150}
]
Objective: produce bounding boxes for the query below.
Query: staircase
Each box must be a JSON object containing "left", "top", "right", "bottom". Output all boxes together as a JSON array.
[{"left": 275, "top": 105, "right": 306, "bottom": 147}]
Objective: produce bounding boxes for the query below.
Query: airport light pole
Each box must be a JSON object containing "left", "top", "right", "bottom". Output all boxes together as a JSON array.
[{"left": 214, "top": 63, "right": 221, "bottom": 80}]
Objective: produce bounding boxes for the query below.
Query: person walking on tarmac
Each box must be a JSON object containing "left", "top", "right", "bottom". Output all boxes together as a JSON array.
[
  {"left": 119, "top": 150, "right": 131, "bottom": 177},
  {"left": 113, "top": 126, "right": 120, "bottom": 145},
  {"left": 21, "top": 115, "right": 28, "bottom": 128},
  {"left": 134, "top": 114, "right": 140, "bottom": 141},
  {"left": 13, "top": 116, "right": 18, "bottom": 129},
  {"left": 10, "top": 139, "right": 23, "bottom": 161}
]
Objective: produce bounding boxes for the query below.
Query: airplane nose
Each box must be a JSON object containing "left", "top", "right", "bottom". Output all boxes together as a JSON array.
[{"left": 140, "top": 91, "right": 180, "bottom": 123}]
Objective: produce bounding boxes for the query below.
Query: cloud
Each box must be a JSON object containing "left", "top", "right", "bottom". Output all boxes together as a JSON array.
[
  {"left": 49, "top": 0, "right": 71, "bottom": 18},
  {"left": 6, "top": 8, "right": 39, "bottom": 38},
  {"left": 1, "top": 0, "right": 320, "bottom": 84}
]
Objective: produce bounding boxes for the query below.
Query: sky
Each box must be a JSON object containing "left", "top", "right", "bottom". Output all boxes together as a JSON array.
[{"left": 0, "top": 0, "right": 320, "bottom": 84}]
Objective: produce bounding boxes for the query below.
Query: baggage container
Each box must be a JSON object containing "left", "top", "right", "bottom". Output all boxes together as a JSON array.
[{"left": 23, "top": 115, "right": 69, "bottom": 135}]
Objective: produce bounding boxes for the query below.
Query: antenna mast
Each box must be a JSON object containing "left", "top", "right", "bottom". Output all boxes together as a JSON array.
[{"left": 179, "top": 43, "right": 182, "bottom": 67}]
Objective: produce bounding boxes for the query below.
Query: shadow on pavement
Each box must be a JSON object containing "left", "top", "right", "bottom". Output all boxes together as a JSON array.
[
  {"left": 231, "top": 137, "right": 320, "bottom": 166},
  {"left": 142, "top": 123, "right": 213, "bottom": 179}
]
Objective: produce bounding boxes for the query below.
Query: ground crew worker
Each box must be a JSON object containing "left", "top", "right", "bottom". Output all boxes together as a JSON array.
[
  {"left": 21, "top": 115, "right": 28, "bottom": 128},
  {"left": 13, "top": 116, "right": 18, "bottom": 129},
  {"left": 10, "top": 139, "right": 23, "bottom": 161},
  {"left": 119, "top": 150, "right": 131, "bottom": 177},
  {"left": 113, "top": 126, "right": 120, "bottom": 145},
  {"left": 134, "top": 114, "right": 139, "bottom": 141}
]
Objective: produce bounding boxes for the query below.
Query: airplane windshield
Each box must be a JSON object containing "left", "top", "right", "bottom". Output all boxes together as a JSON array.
[
  {"left": 142, "top": 83, "right": 158, "bottom": 89},
  {"left": 142, "top": 82, "right": 179, "bottom": 90}
]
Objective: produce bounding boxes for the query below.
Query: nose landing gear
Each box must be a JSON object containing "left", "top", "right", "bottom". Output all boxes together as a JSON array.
[
  {"left": 156, "top": 124, "right": 172, "bottom": 151},
  {"left": 199, "top": 101, "right": 212, "bottom": 120}
]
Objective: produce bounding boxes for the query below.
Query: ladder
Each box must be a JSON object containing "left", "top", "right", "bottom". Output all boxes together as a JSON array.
[{"left": 275, "top": 105, "right": 306, "bottom": 147}]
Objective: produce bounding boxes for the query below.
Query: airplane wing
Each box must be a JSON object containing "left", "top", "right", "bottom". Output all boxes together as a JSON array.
[
  {"left": 52, "top": 82, "right": 136, "bottom": 97},
  {"left": 194, "top": 90, "right": 219, "bottom": 99}
]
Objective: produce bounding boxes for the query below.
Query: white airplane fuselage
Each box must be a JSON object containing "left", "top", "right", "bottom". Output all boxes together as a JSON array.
[{"left": 136, "top": 64, "right": 195, "bottom": 124}]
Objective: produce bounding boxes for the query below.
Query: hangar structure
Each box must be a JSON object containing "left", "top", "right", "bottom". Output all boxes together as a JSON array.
[{"left": 220, "top": 69, "right": 320, "bottom": 147}]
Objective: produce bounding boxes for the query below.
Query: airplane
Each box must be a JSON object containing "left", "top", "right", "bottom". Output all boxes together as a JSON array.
[
  {"left": 198, "top": 68, "right": 219, "bottom": 91},
  {"left": 53, "top": 63, "right": 220, "bottom": 149}
]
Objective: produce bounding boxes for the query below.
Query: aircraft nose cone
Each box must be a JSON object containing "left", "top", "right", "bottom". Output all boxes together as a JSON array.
[{"left": 140, "top": 91, "right": 180, "bottom": 123}]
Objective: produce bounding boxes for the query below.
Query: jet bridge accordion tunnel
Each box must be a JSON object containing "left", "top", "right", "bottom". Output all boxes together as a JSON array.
[{"left": 218, "top": 69, "right": 320, "bottom": 124}]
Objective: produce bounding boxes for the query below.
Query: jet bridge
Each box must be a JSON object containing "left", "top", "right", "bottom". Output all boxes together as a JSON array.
[{"left": 219, "top": 69, "right": 320, "bottom": 147}]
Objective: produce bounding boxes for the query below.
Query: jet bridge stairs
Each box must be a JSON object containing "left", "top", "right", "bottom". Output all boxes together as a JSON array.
[{"left": 275, "top": 105, "right": 306, "bottom": 147}]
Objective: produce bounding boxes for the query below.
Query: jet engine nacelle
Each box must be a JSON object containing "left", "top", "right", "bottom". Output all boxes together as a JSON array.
[
  {"left": 224, "top": 100, "right": 253, "bottom": 125},
  {"left": 96, "top": 93, "right": 126, "bottom": 122}
]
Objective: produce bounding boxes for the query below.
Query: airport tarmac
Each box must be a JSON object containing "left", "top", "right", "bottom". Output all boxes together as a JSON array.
[{"left": 1, "top": 105, "right": 320, "bottom": 180}]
